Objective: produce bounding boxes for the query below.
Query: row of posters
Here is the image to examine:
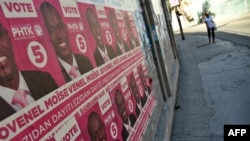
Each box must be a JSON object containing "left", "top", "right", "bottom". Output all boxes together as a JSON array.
[{"left": 0, "top": 0, "right": 156, "bottom": 141}]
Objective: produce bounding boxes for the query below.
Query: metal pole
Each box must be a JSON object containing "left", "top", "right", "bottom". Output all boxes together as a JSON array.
[{"left": 175, "top": 6, "right": 185, "bottom": 40}]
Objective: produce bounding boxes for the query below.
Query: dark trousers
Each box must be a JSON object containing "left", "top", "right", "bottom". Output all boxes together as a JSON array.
[{"left": 207, "top": 27, "right": 215, "bottom": 42}]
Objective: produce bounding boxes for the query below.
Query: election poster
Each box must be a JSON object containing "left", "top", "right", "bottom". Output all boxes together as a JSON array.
[
  {"left": 0, "top": 0, "right": 156, "bottom": 141},
  {"left": 0, "top": 0, "right": 66, "bottom": 86}
]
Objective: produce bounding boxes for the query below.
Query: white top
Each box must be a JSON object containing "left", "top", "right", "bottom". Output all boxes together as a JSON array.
[{"left": 204, "top": 16, "right": 214, "bottom": 29}]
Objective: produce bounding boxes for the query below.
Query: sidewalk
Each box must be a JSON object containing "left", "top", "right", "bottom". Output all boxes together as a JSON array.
[
  {"left": 171, "top": 33, "right": 250, "bottom": 141},
  {"left": 154, "top": 13, "right": 250, "bottom": 141}
]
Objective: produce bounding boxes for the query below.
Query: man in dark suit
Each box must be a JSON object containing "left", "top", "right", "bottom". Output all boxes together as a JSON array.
[
  {"left": 40, "top": 2, "right": 93, "bottom": 82},
  {"left": 108, "top": 10, "right": 130, "bottom": 56},
  {"left": 114, "top": 88, "right": 137, "bottom": 141},
  {"left": 124, "top": 13, "right": 140, "bottom": 49},
  {"left": 129, "top": 75, "right": 147, "bottom": 117},
  {"left": 86, "top": 7, "right": 117, "bottom": 67},
  {"left": 138, "top": 66, "right": 151, "bottom": 98},
  {"left": 0, "top": 22, "right": 58, "bottom": 121}
]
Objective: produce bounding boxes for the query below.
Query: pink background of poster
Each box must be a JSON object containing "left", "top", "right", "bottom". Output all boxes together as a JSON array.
[
  {"left": 104, "top": 7, "right": 127, "bottom": 51},
  {"left": 35, "top": 0, "right": 95, "bottom": 81},
  {"left": 123, "top": 11, "right": 141, "bottom": 48},
  {"left": 110, "top": 83, "right": 138, "bottom": 139},
  {"left": 77, "top": 3, "right": 118, "bottom": 67},
  {"left": 0, "top": 0, "right": 155, "bottom": 140},
  {"left": 0, "top": 1, "right": 66, "bottom": 86},
  {"left": 75, "top": 102, "right": 122, "bottom": 141}
]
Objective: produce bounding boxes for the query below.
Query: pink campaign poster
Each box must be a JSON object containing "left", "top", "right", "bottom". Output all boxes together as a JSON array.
[
  {"left": 35, "top": 0, "right": 94, "bottom": 83},
  {"left": 0, "top": 0, "right": 64, "bottom": 121},
  {"left": 110, "top": 81, "right": 138, "bottom": 141},
  {"left": 77, "top": 3, "right": 117, "bottom": 67},
  {"left": 0, "top": 0, "right": 157, "bottom": 141},
  {"left": 127, "top": 71, "right": 147, "bottom": 118},
  {"left": 75, "top": 95, "right": 122, "bottom": 141},
  {"left": 0, "top": 0, "right": 66, "bottom": 87},
  {"left": 137, "top": 63, "right": 152, "bottom": 99},
  {"left": 104, "top": 7, "right": 132, "bottom": 55},
  {"left": 122, "top": 11, "right": 141, "bottom": 49}
]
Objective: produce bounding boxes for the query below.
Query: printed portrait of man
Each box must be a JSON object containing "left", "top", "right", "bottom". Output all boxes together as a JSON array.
[
  {"left": 124, "top": 13, "right": 140, "bottom": 49},
  {"left": 87, "top": 111, "right": 107, "bottom": 141},
  {"left": 0, "top": 22, "right": 58, "bottom": 120},
  {"left": 40, "top": 2, "right": 93, "bottom": 82},
  {"left": 86, "top": 7, "right": 117, "bottom": 67},
  {"left": 114, "top": 88, "right": 137, "bottom": 141},
  {"left": 108, "top": 10, "right": 130, "bottom": 56},
  {"left": 138, "top": 66, "right": 151, "bottom": 98},
  {"left": 129, "top": 74, "right": 147, "bottom": 117}
]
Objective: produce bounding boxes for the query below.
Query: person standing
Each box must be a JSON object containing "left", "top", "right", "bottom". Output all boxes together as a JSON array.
[{"left": 204, "top": 12, "right": 216, "bottom": 43}]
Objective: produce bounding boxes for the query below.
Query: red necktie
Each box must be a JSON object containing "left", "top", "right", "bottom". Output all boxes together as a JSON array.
[
  {"left": 11, "top": 89, "right": 29, "bottom": 108},
  {"left": 69, "top": 65, "right": 79, "bottom": 79}
]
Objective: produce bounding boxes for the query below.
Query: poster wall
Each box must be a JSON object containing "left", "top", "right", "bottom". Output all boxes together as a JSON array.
[{"left": 0, "top": 0, "right": 156, "bottom": 140}]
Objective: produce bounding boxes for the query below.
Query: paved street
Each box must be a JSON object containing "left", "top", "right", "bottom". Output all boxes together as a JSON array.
[{"left": 153, "top": 13, "right": 250, "bottom": 141}]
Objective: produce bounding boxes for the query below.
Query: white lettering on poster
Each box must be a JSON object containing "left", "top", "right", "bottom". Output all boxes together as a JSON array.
[
  {"left": 112, "top": 58, "right": 120, "bottom": 65},
  {"left": 115, "top": 10, "right": 122, "bottom": 20},
  {"left": 104, "top": 111, "right": 115, "bottom": 126},
  {"left": 110, "top": 122, "right": 118, "bottom": 139},
  {"left": 124, "top": 91, "right": 131, "bottom": 101},
  {"left": 76, "top": 34, "right": 87, "bottom": 54},
  {"left": 86, "top": 69, "right": 100, "bottom": 83},
  {"left": 27, "top": 41, "right": 47, "bottom": 68},
  {"left": 21, "top": 119, "right": 51, "bottom": 141},
  {"left": 67, "top": 23, "right": 80, "bottom": 32},
  {"left": 59, "top": 0, "right": 80, "bottom": 17},
  {"left": 44, "top": 88, "right": 69, "bottom": 110},
  {"left": 106, "top": 30, "right": 112, "bottom": 44},
  {"left": 0, "top": 105, "right": 45, "bottom": 140},
  {"left": 51, "top": 103, "right": 74, "bottom": 124},
  {"left": 11, "top": 24, "right": 34, "bottom": 38},
  {"left": 95, "top": 5, "right": 106, "bottom": 18},
  {"left": 1, "top": 0, "right": 37, "bottom": 18},
  {"left": 54, "top": 118, "right": 80, "bottom": 141},
  {"left": 44, "top": 78, "right": 86, "bottom": 110},
  {"left": 100, "top": 21, "right": 109, "bottom": 28},
  {"left": 79, "top": 90, "right": 105, "bottom": 113},
  {"left": 100, "top": 62, "right": 113, "bottom": 75},
  {"left": 128, "top": 99, "right": 134, "bottom": 113},
  {"left": 98, "top": 94, "right": 112, "bottom": 115},
  {"left": 90, "top": 81, "right": 103, "bottom": 94}
]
